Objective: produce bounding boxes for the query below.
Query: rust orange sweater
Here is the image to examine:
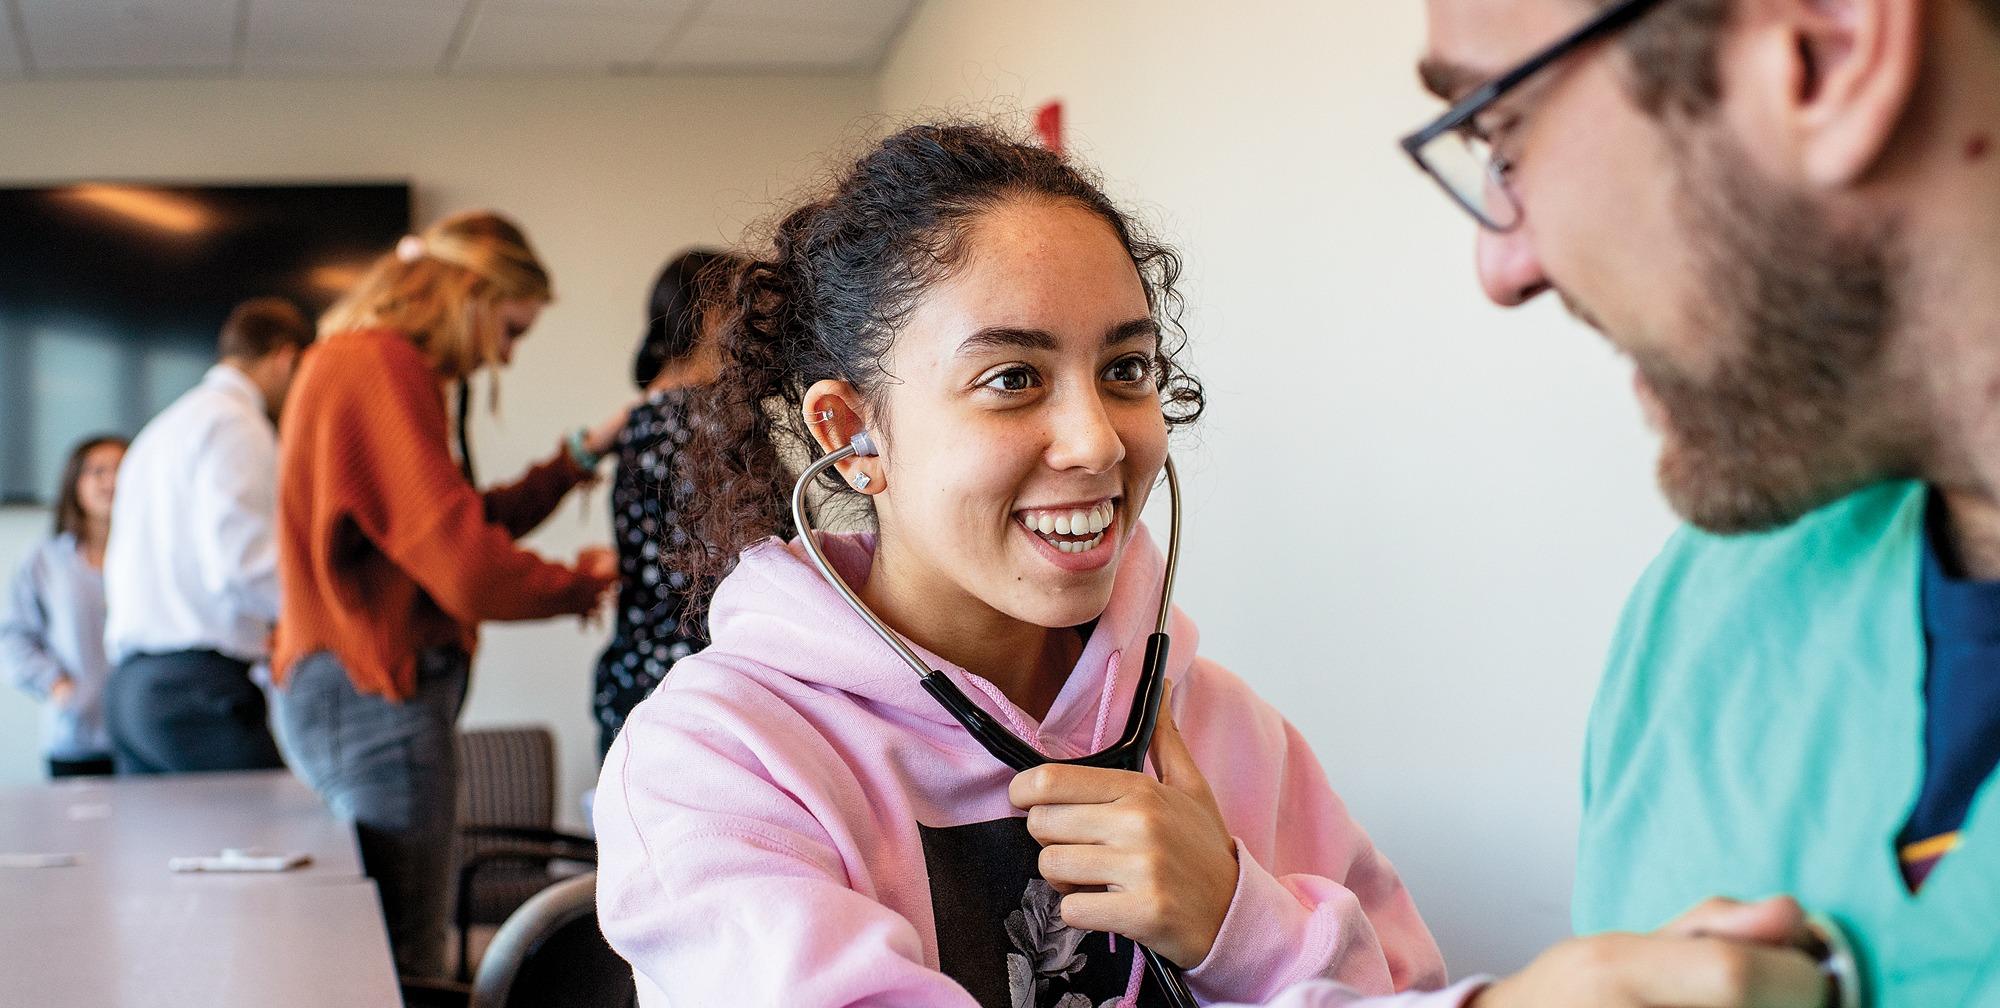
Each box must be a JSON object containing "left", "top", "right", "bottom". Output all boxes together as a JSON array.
[{"left": 273, "top": 328, "right": 609, "bottom": 701}]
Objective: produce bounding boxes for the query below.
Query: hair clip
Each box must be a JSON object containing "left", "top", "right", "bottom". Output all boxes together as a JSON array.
[{"left": 395, "top": 234, "right": 428, "bottom": 264}]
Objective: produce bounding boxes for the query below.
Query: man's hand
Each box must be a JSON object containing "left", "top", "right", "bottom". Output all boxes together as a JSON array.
[
  {"left": 1662, "top": 896, "right": 1814, "bottom": 947},
  {"left": 1472, "top": 897, "right": 1828, "bottom": 1008},
  {"left": 1007, "top": 684, "right": 1239, "bottom": 968}
]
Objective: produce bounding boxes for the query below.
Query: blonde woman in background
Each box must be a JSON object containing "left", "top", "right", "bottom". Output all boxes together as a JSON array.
[{"left": 271, "top": 210, "right": 622, "bottom": 979}]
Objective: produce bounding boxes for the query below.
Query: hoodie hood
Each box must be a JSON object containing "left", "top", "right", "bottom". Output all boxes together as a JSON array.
[{"left": 703, "top": 523, "right": 1198, "bottom": 759}]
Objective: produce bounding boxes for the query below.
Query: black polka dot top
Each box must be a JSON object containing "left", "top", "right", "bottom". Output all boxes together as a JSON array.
[{"left": 592, "top": 390, "right": 705, "bottom": 753}]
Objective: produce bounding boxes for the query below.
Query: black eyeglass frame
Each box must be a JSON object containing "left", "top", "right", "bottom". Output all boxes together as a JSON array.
[{"left": 1399, "top": 0, "right": 1673, "bottom": 231}]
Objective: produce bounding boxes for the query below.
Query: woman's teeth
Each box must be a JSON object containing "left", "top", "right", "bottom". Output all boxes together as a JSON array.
[
  {"left": 1018, "top": 501, "right": 1115, "bottom": 553},
  {"left": 1054, "top": 532, "right": 1104, "bottom": 554}
]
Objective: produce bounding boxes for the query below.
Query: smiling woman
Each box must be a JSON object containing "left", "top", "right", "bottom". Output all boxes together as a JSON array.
[
  {"left": 592, "top": 122, "right": 1472, "bottom": 1008},
  {"left": 674, "top": 123, "right": 1202, "bottom": 627}
]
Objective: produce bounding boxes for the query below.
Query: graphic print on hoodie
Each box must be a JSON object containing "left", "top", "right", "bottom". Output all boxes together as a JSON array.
[{"left": 921, "top": 815, "right": 1161, "bottom": 1008}]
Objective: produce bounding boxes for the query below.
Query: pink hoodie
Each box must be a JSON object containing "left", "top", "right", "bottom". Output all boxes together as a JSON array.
[{"left": 596, "top": 530, "right": 1488, "bottom": 1007}]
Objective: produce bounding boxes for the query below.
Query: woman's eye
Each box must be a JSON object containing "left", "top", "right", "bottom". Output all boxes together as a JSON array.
[
  {"left": 1104, "top": 355, "right": 1156, "bottom": 386},
  {"left": 980, "top": 366, "right": 1040, "bottom": 393}
]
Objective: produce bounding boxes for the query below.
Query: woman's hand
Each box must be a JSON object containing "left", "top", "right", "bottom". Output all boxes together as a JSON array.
[
  {"left": 1007, "top": 684, "right": 1239, "bottom": 968},
  {"left": 577, "top": 545, "right": 618, "bottom": 583},
  {"left": 576, "top": 545, "right": 618, "bottom": 627},
  {"left": 584, "top": 400, "right": 638, "bottom": 459}
]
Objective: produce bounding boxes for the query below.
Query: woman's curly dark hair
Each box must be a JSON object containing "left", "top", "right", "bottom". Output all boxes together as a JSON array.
[{"left": 676, "top": 121, "right": 1205, "bottom": 617}]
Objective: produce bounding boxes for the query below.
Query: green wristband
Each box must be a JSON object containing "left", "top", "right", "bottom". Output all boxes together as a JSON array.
[{"left": 567, "top": 427, "right": 603, "bottom": 470}]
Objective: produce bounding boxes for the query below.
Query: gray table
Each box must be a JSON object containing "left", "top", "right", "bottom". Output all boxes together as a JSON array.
[
  {"left": 0, "top": 769, "right": 364, "bottom": 883},
  {"left": 0, "top": 770, "right": 400, "bottom": 1007},
  {"left": 0, "top": 873, "right": 401, "bottom": 1007}
]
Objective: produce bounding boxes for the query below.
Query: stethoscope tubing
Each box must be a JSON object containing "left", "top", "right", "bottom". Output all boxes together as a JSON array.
[
  {"left": 791, "top": 446, "right": 1198, "bottom": 1007},
  {"left": 792, "top": 445, "right": 1877, "bottom": 1008}
]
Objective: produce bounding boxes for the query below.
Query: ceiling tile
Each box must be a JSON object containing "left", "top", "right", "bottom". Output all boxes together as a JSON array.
[
  {"left": 694, "top": 0, "right": 910, "bottom": 36},
  {"left": 4, "top": 0, "right": 899, "bottom": 78},
  {"left": 244, "top": 0, "right": 465, "bottom": 73},
  {"left": 18, "top": 0, "right": 239, "bottom": 72},
  {"left": 656, "top": 20, "right": 883, "bottom": 71},
  {"left": 482, "top": 0, "right": 692, "bottom": 19},
  {"left": 454, "top": 7, "right": 681, "bottom": 71}
]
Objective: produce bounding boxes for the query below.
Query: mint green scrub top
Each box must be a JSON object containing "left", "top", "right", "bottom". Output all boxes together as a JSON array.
[{"left": 1575, "top": 481, "right": 2000, "bottom": 1007}]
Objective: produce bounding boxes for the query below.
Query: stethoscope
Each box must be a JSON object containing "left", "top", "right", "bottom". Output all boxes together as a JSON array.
[
  {"left": 790, "top": 427, "right": 1869, "bottom": 1008},
  {"left": 1807, "top": 913, "right": 1866, "bottom": 1008},
  {"left": 791, "top": 425, "right": 1200, "bottom": 1008}
]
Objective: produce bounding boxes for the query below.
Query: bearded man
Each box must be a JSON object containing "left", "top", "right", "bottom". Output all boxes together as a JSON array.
[
  {"left": 1189, "top": 1, "right": 2000, "bottom": 1006},
  {"left": 1391, "top": 0, "right": 2000, "bottom": 1005}
]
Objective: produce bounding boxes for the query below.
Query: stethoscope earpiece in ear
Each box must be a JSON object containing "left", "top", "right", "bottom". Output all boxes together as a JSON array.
[{"left": 804, "top": 410, "right": 878, "bottom": 459}]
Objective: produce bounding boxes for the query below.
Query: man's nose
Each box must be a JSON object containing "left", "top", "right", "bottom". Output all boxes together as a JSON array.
[{"left": 1475, "top": 220, "right": 1552, "bottom": 307}]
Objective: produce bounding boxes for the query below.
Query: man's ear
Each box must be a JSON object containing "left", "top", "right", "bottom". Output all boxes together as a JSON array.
[
  {"left": 801, "top": 379, "right": 883, "bottom": 494},
  {"left": 1737, "top": 0, "right": 1923, "bottom": 187}
]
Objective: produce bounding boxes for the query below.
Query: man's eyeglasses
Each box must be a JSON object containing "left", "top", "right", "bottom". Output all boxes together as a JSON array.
[{"left": 1399, "top": 0, "right": 1671, "bottom": 232}]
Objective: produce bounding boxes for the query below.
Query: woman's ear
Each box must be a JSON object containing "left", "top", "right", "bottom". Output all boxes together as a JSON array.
[{"left": 801, "top": 379, "right": 884, "bottom": 494}]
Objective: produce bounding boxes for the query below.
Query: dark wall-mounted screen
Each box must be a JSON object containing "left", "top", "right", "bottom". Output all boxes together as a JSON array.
[{"left": 0, "top": 182, "right": 410, "bottom": 504}]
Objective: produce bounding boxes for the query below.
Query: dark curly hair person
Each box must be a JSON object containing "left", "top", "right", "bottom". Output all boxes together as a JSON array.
[
  {"left": 592, "top": 248, "right": 750, "bottom": 759},
  {"left": 594, "top": 122, "right": 1448, "bottom": 1008}
]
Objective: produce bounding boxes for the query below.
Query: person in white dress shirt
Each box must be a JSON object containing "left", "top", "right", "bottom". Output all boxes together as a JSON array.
[{"left": 102, "top": 297, "right": 313, "bottom": 774}]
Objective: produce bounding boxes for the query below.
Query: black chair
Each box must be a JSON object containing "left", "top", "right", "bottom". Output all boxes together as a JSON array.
[
  {"left": 454, "top": 726, "right": 596, "bottom": 982},
  {"left": 403, "top": 872, "right": 634, "bottom": 1008},
  {"left": 471, "top": 871, "right": 636, "bottom": 1008}
]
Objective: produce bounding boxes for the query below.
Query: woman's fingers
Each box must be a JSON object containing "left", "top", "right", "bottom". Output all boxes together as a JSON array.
[
  {"left": 1010, "top": 763, "right": 1143, "bottom": 810},
  {"left": 585, "top": 399, "right": 638, "bottom": 455},
  {"left": 1056, "top": 889, "right": 1204, "bottom": 969},
  {"left": 1024, "top": 800, "right": 1136, "bottom": 846},
  {"left": 1037, "top": 842, "right": 1123, "bottom": 889},
  {"left": 1053, "top": 890, "right": 1141, "bottom": 941},
  {"left": 1147, "top": 681, "right": 1210, "bottom": 802}
]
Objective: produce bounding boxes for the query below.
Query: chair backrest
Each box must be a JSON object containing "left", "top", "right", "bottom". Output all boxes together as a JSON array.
[
  {"left": 470, "top": 872, "right": 636, "bottom": 1008},
  {"left": 457, "top": 726, "right": 556, "bottom": 832}
]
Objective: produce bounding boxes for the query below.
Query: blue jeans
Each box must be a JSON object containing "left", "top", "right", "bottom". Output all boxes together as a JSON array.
[{"left": 273, "top": 647, "right": 468, "bottom": 980}]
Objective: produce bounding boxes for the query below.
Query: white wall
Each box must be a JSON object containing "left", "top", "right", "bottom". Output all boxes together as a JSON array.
[
  {"left": 876, "top": 2, "right": 1678, "bottom": 977},
  {"left": 0, "top": 73, "right": 874, "bottom": 827}
]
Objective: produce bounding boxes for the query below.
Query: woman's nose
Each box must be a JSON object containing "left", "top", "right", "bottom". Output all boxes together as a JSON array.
[{"left": 1044, "top": 392, "right": 1126, "bottom": 474}]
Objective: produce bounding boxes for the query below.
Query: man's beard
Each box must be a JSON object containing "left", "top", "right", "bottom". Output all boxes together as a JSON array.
[{"left": 1634, "top": 137, "right": 1914, "bottom": 534}]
